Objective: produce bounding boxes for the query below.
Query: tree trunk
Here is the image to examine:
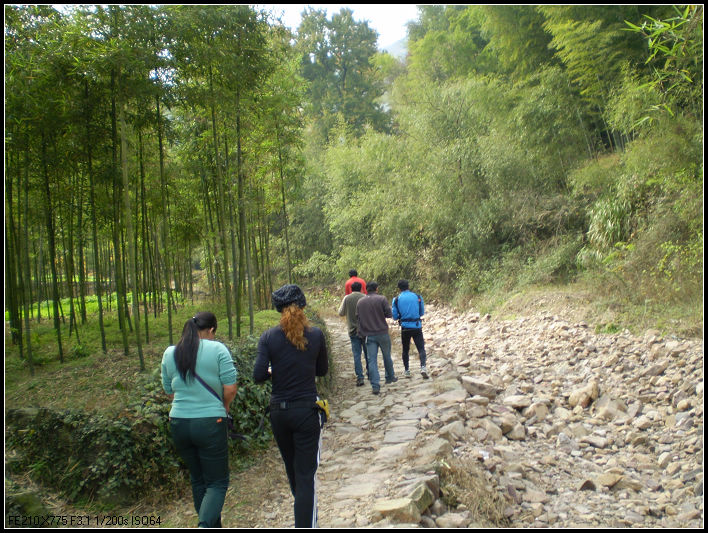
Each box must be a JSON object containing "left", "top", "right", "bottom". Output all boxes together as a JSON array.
[
  {"left": 86, "top": 87, "right": 107, "bottom": 352},
  {"left": 22, "top": 146, "right": 35, "bottom": 374},
  {"left": 156, "top": 94, "right": 174, "bottom": 345},
  {"left": 235, "top": 89, "right": 254, "bottom": 334},
  {"left": 200, "top": 167, "right": 218, "bottom": 297},
  {"left": 76, "top": 168, "right": 87, "bottom": 325},
  {"left": 63, "top": 170, "right": 80, "bottom": 343},
  {"left": 208, "top": 63, "right": 233, "bottom": 339},
  {"left": 41, "top": 131, "right": 64, "bottom": 363},
  {"left": 224, "top": 133, "right": 241, "bottom": 335},
  {"left": 120, "top": 100, "right": 145, "bottom": 370},
  {"left": 276, "top": 126, "right": 293, "bottom": 283},
  {"left": 5, "top": 147, "right": 22, "bottom": 349},
  {"left": 111, "top": 71, "right": 130, "bottom": 356},
  {"left": 138, "top": 128, "right": 150, "bottom": 343}
]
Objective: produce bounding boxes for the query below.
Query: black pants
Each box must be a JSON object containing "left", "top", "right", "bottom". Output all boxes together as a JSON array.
[
  {"left": 401, "top": 328, "right": 426, "bottom": 370},
  {"left": 269, "top": 404, "right": 323, "bottom": 528}
]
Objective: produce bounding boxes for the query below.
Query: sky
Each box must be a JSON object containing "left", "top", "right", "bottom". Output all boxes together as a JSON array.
[{"left": 257, "top": 4, "right": 420, "bottom": 49}]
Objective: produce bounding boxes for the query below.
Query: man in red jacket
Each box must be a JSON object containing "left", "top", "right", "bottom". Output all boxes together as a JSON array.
[{"left": 344, "top": 269, "right": 367, "bottom": 295}]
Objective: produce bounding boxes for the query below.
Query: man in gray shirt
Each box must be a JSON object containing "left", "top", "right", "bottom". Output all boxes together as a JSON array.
[
  {"left": 356, "top": 281, "right": 397, "bottom": 394},
  {"left": 338, "top": 281, "right": 368, "bottom": 386}
]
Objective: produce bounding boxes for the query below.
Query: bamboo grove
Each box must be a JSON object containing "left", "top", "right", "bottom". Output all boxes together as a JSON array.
[
  {"left": 5, "top": 5, "right": 704, "bottom": 374},
  {"left": 5, "top": 5, "right": 304, "bottom": 372}
]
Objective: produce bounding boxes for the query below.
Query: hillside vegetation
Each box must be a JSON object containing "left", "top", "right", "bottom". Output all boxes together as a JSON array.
[
  {"left": 5, "top": 6, "right": 703, "bottom": 372},
  {"left": 287, "top": 6, "right": 703, "bottom": 338}
]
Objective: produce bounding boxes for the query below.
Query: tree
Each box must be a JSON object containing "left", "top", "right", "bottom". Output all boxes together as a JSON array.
[
  {"left": 539, "top": 5, "right": 673, "bottom": 150},
  {"left": 625, "top": 5, "right": 703, "bottom": 122},
  {"left": 407, "top": 6, "right": 494, "bottom": 81},
  {"left": 5, "top": 5, "right": 70, "bottom": 363},
  {"left": 478, "top": 5, "right": 555, "bottom": 79},
  {"left": 253, "top": 28, "right": 307, "bottom": 284},
  {"left": 297, "top": 8, "right": 388, "bottom": 141}
]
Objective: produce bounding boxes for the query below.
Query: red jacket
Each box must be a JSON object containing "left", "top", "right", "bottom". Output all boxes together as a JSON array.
[{"left": 345, "top": 276, "right": 367, "bottom": 295}]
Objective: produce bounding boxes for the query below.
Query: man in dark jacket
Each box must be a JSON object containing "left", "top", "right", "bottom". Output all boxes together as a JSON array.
[
  {"left": 356, "top": 281, "right": 397, "bottom": 394},
  {"left": 338, "top": 281, "right": 368, "bottom": 386}
]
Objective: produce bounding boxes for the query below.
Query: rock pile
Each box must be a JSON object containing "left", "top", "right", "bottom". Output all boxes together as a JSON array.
[
  {"left": 424, "top": 305, "right": 703, "bottom": 527},
  {"left": 248, "top": 305, "right": 703, "bottom": 528}
]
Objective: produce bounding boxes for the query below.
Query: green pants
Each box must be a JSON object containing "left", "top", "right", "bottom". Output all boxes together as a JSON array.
[{"left": 170, "top": 417, "right": 229, "bottom": 527}]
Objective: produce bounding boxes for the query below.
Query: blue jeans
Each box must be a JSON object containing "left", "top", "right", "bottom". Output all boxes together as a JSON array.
[
  {"left": 170, "top": 417, "right": 229, "bottom": 528},
  {"left": 365, "top": 333, "right": 395, "bottom": 390},
  {"left": 349, "top": 335, "right": 369, "bottom": 380}
]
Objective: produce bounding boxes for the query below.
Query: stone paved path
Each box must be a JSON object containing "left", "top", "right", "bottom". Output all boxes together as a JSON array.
[
  {"left": 248, "top": 305, "right": 703, "bottom": 528},
  {"left": 249, "top": 314, "right": 461, "bottom": 528}
]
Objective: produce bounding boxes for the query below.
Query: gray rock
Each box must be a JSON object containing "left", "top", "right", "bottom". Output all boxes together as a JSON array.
[
  {"left": 503, "top": 395, "right": 532, "bottom": 410},
  {"left": 461, "top": 376, "right": 502, "bottom": 399},
  {"left": 568, "top": 380, "right": 600, "bottom": 408},
  {"left": 302, "top": 311, "right": 704, "bottom": 530},
  {"left": 439, "top": 420, "right": 467, "bottom": 443},
  {"left": 506, "top": 423, "right": 526, "bottom": 440},
  {"left": 373, "top": 498, "right": 421, "bottom": 523},
  {"left": 408, "top": 482, "right": 436, "bottom": 512},
  {"left": 435, "top": 511, "right": 472, "bottom": 528},
  {"left": 580, "top": 435, "right": 609, "bottom": 449}
]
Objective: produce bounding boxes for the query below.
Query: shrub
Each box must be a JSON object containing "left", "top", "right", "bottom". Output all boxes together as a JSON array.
[
  {"left": 227, "top": 335, "right": 273, "bottom": 450},
  {"left": 6, "top": 404, "right": 181, "bottom": 505},
  {"left": 292, "top": 251, "right": 337, "bottom": 283},
  {"left": 519, "top": 235, "right": 584, "bottom": 286},
  {"left": 438, "top": 456, "right": 508, "bottom": 526},
  {"left": 586, "top": 198, "right": 633, "bottom": 250},
  {"left": 5, "top": 308, "right": 334, "bottom": 506}
]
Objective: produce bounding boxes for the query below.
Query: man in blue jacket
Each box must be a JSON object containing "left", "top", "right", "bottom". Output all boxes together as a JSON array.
[{"left": 392, "top": 279, "right": 428, "bottom": 379}]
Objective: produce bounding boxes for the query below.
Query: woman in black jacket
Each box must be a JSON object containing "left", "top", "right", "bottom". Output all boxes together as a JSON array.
[{"left": 253, "top": 285, "right": 328, "bottom": 528}]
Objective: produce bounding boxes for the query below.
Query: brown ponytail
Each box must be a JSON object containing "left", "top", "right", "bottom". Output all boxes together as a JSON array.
[{"left": 280, "top": 304, "right": 310, "bottom": 351}]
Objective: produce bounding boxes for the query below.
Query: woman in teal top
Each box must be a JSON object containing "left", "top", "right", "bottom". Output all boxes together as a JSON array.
[{"left": 161, "top": 312, "right": 237, "bottom": 528}]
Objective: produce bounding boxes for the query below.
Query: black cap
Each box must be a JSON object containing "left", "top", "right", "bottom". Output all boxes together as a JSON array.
[{"left": 271, "top": 284, "right": 307, "bottom": 312}]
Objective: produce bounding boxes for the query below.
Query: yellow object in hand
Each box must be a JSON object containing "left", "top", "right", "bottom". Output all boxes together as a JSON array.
[{"left": 315, "top": 398, "right": 330, "bottom": 421}]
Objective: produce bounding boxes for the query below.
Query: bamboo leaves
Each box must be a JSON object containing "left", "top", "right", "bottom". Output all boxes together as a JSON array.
[{"left": 5, "top": 5, "right": 306, "bottom": 369}]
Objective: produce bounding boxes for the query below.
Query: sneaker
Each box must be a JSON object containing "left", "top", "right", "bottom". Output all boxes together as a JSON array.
[
  {"left": 404, "top": 370, "right": 411, "bottom": 378},
  {"left": 356, "top": 377, "right": 365, "bottom": 387},
  {"left": 421, "top": 367, "right": 429, "bottom": 379},
  {"left": 372, "top": 388, "right": 380, "bottom": 395},
  {"left": 385, "top": 377, "right": 398, "bottom": 384}
]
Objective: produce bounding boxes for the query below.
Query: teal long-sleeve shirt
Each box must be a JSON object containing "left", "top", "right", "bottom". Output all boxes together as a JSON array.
[{"left": 161, "top": 339, "right": 237, "bottom": 418}]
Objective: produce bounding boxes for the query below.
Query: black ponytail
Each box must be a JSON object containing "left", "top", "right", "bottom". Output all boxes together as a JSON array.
[{"left": 174, "top": 312, "right": 217, "bottom": 382}]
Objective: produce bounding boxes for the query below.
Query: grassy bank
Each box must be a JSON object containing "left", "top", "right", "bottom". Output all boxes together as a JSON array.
[{"left": 5, "top": 299, "right": 281, "bottom": 413}]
